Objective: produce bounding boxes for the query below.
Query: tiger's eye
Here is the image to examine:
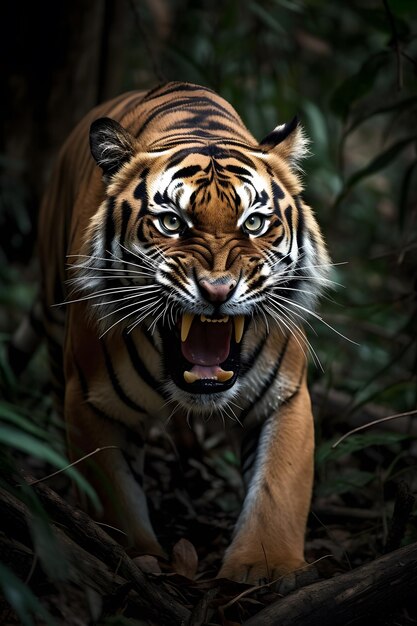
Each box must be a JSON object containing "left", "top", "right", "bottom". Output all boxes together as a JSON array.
[
  {"left": 160, "top": 213, "right": 183, "bottom": 233},
  {"left": 244, "top": 214, "right": 264, "bottom": 233}
]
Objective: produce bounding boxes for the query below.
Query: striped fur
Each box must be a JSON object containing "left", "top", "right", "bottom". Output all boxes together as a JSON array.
[{"left": 37, "top": 82, "right": 331, "bottom": 582}]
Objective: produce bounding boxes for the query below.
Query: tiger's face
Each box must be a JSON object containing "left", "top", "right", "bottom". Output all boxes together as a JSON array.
[{"left": 75, "top": 116, "right": 329, "bottom": 411}]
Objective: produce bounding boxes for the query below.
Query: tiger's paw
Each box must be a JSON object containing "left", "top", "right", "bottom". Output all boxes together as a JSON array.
[{"left": 218, "top": 556, "right": 316, "bottom": 589}]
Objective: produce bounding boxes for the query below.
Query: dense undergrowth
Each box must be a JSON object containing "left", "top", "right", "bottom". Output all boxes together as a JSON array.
[{"left": 1, "top": 0, "right": 416, "bottom": 624}]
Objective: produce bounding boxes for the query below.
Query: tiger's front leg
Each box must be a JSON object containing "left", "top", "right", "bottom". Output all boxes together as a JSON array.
[
  {"left": 219, "top": 377, "right": 314, "bottom": 584},
  {"left": 65, "top": 373, "right": 164, "bottom": 558}
]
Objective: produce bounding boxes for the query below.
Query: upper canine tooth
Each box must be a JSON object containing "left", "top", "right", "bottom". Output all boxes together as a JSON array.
[
  {"left": 181, "top": 313, "right": 195, "bottom": 342},
  {"left": 234, "top": 315, "right": 245, "bottom": 343}
]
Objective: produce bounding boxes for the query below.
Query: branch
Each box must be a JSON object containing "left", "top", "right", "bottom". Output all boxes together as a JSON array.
[
  {"left": 0, "top": 482, "right": 190, "bottom": 625},
  {"left": 244, "top": 541, "right": 417, "bottom": 625}
]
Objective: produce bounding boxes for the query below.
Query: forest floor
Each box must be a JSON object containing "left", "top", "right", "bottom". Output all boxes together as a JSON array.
[{"left": 1, "top": 379, "right": 417, "bottom": 626}]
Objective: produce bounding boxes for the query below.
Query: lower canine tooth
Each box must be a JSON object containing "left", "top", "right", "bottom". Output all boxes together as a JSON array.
[
  {"left": 217, "top": 370, "right": 234, "bottom": 382},
  {"left": 184, "top": 371, "right": 199, "bottom": 383},
  {"left": 181, "top": 313, "right": 195, "bottom": 342},
  {"left": 234, "top": 315, "right": 245, "bottom": 343}
]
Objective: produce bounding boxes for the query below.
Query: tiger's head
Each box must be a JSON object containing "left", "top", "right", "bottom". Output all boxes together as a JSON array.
[{"left": 75, "top": 102, "right": 330, "bottom": 413}]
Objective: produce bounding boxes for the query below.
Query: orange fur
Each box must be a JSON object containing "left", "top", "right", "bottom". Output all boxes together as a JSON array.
[{"left": 38, "top": 83, "right": 330, "bottom": 582}]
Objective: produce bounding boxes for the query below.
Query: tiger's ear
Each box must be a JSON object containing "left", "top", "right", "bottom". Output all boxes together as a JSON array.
[
  {"left": 259, "top": 116, "right": 309, "bottom": 170},
  {"left": 90, "top": 117, "right": 137, "bottom": 179}
]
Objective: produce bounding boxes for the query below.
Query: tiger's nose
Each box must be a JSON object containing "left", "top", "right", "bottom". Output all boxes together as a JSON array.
[{"left": 198, "top": 278, "right": 237, "bottom": 303}]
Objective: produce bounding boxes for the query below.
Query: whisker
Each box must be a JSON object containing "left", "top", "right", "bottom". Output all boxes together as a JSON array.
[
  {"left": 91, "top": 289, "right": 161, "bottom": 307},
  {"left": 147, "top": 303, "right": 166, "bottom": 334},
  {"left": 68, "top": 266, "right": 154, "bottom": 278},
  {"left": 56, "top": 285, "right": 159, "bottom": 306},
  {"left": 118, "top": 243, "right": 160, "bottom": 271},
  {"left": 276, "top": 295, "right": 358, "bottom": 345},
  {"left": 98, "top": 295, "right": 161, "bottom": 322},
  {"left": 267, "top": 300, "right": 323, "bottom": 370},
  {"left": 273, "top": 273, "right": 343, "bottom": 289},
  {"left": 128, "top": 300, "right": 164, "bottom": 334},
  {"left": 264, "top": 303, "right": 313, "bottom": 366},
  {"left": 68, "top": 252, "right": 155, "bottom": 274},
  {"left": 268, "top": 295, "right": 318, "bottom": 336},
  {"left": 222, "top": 402, "right": 242, "bottom": 426},
  {"left": 99, "top": 297, "right": 162, "bottom": 338}
]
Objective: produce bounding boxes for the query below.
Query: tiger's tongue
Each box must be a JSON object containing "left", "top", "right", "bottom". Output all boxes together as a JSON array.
[{"left": 181, "top": 318, "right": 232, "bottom": 369}]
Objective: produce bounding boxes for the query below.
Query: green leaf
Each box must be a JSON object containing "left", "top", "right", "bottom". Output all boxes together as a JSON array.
[
  {"left": 316, "top": 432, "right": 411, "bottom": 466},
  {"left": 20, "top": 485, "right": 69, "bottom": 581},
  {"left": 318, "top": 469, "right": 375, "bottom": 497},
  {"left": 0, "top": 562, "right": 55, "bottom": 626},
  {"left": 349, "top": 136, "right": 417, "bottom": 184},
  {"left": 330, "top": 52, "right": 389, "bottom": 119},
  {"left": 345, "top": 97, "right": 417, "bottom": 137},
  {"left": 389, "top": 0, "right": 416, "bottom": 17},
  {"left": 0, "top": 425, "right": 100, "bottom": 511},
  {"left": 0, "top": 401, "right": 54, "bottom": 441},
  {"left": 339, "top": 135, "right": 417, "bottom": 199},
  {"left": 249, "top": 2, "right": 286, "bottom": 36}
]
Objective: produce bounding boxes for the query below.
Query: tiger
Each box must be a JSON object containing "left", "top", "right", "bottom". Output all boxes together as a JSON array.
[{"left": 34, "top": 81, "right": 330, "bottom": 584}]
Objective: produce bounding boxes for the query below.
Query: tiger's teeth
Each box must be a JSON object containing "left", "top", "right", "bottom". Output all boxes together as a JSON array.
[
  {"left": 184, "top": 371, "right": 199, "bottom": 383},
  {"left": 183, "top": 369, "right": 234, "bottom": 383},
  {"left": 181, "top": 313, "right": 195, "bottom": 342},
  {"left": 200, "top": 315, "right": 229, "bottom": 323},
  {"left": 234, "top": 315, "right": 245, "bottom": 343},
  {"left": 216, "top": 370, "right": 234, "bottom": 382}
]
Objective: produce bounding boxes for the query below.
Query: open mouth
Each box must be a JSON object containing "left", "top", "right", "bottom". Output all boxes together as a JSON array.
[{"left": 160, "top": 313, "right": 246, "bottom": 394}]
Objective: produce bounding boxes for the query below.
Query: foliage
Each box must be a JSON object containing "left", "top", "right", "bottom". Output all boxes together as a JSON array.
[
  {"left": 1, "top": 0, "right": 417, "bottom": 622},
  {"left": 0, "top": 562, "right": 54, "bottom": 626},
  {"left": 126, "top": 0, "right": 417, "bottom": 417}
]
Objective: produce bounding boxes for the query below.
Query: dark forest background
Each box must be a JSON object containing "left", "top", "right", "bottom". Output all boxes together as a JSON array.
[{"left": 0, "top": 1, "right": 417, "bottom": 625}]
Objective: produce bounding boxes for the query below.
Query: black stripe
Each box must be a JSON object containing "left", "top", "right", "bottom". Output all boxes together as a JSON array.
[
  {"left": 149, "top": 137, "right": 256, "bottom": 153},
  {"left": 241, "top": 423, "right": 262, "bottom": 476},
  {"left": 240, "top": 336, "right": 290, "bottom": 422},
  {"left": 142, "top": 82, "right": 217, "bottom": 103},
  {"left": 76, "top": 359, "right": 89, "bottom": 397},
  {"left": 133, "top": 168, "right": 149, "bottom": 221},
  {"left": 294, "top": 194, "right": 305, "bottom": 250},
  {"left": 75, "top": 361, "right": 142, "bottom": 426},
  {"left": 120, "top": 200, "right": 132, "bottom": 247},
  {"left": 285, "top": 205, "right": 294, "bottom": 255},
  {"left": 123, "top": 330, "right": 164, "bottom": 394},
  {"left": 166, "top": 145, "right": 256, "bottom": 170},
  {"left": 158, "top": 270, "right": 193, "bottom": 299},
  {"left": 104, "top": 197, "right": 116, "bottom": 262},
  {"left": 172, "top": 165, "right": 202, "bottom": 180},
  {"left": 101, "top": 341, "right": 147, "bottom": 414},
  {"left": 140, "top": 323, "right": 161, "bottom": 353},
  {"left": 167, "top": 118, "right": 241, "bottom": 135},
  {"left": 271, "top": 181, "right": 285, "bottom": 216},
  {"left": 249, "top": 274, "right": 268, "bottom": 291},
  {"left": 137, "top": 96, "right": 235, "bottom": 136},
  {"left": 75, "top": 360, "right": 117, "bottom": 423},
  {"left": 242, "top": 327, "right": 269, "bottom": 372},
  {"left": 224, "top": 164, "right": 252, "bottom": 178},
  {"left": 123, "top": 452, "right": 144, "bottom": 487}
]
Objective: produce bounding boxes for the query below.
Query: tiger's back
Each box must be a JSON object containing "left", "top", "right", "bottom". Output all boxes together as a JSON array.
[{"left": 38, "top": 82, "right": 330, "bottom": 583}]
